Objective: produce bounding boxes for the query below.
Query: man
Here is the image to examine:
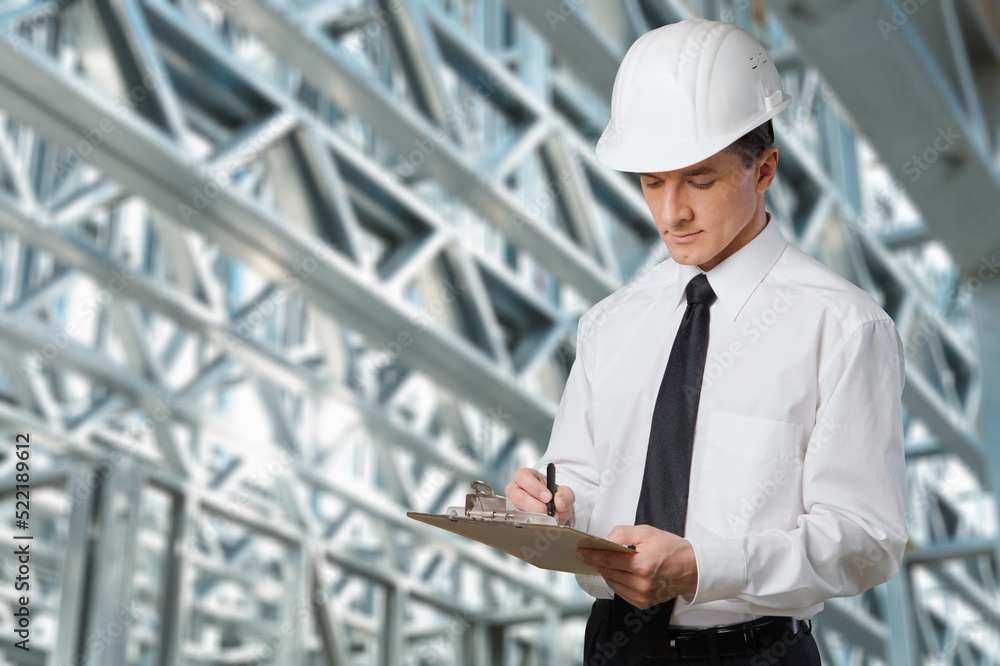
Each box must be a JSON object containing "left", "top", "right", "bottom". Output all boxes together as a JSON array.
[{"left": 505, "top": 18, "right": 907, "bottom": 665}]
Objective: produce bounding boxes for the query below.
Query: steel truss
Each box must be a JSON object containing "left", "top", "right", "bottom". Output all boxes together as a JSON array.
[{"left": 0, "top": 0, "right": 996, "bottom": 663}]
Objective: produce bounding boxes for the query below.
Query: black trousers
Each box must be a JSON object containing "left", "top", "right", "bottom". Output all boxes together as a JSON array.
[{"left": 584, "top": 599, "right": 822, "bottom": 665}]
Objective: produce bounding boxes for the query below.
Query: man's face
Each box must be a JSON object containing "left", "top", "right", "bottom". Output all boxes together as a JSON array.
[{"left": 639, "top": 148, "right": 776, "bottom": 271}]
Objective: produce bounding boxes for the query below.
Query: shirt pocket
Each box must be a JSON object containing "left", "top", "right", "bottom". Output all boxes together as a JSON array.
[{"left": 696, "top": 411, "right": 804, "bottom": 538}]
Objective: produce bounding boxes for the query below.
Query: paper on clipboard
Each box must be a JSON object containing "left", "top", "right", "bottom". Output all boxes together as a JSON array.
[{"left": 406, "top": 481, "right": 634, "bottom": 575}]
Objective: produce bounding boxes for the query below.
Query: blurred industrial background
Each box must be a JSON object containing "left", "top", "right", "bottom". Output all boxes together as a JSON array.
[{"left": 0, "top": 0, "right": 999, "bottom": 663}]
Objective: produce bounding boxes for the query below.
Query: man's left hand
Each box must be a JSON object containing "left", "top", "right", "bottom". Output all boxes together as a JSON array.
[{"left": 577, "top": 525, "right": 698, "bottom": 610}]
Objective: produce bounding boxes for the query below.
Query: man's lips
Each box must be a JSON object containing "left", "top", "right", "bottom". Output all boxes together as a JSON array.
[{"left": 668, "top": 230, "right": 702, "bottom": 243}]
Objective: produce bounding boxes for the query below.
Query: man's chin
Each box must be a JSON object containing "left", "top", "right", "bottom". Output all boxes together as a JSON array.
[{"left": 664, "top": 246, "right": 705, "bottom": 265}]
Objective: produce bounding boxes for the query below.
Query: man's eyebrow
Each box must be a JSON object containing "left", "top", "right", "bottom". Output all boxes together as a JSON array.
[
  {"left": 678, "top": 166, "right": 717, "bottom": 177},
  {"left": 638, "top": 167, "right": 718, "bottom": 179}
]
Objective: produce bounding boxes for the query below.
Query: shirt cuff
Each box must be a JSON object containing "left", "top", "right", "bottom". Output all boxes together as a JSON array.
[{"left": 681, "top": 535, "right": 748, "bottom": 605}]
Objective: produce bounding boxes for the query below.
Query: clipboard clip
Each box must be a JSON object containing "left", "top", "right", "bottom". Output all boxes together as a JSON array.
[{"left": 446, "top": 481, "right": 557, "bottom": 526}]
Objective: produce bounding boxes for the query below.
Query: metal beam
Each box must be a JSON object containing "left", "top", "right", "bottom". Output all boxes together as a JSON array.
[
  {"left": 214, "top": 0, "right": 618, "bottom": 302},
  {"left": 0, "top": 35, "right": 558, "bottom": 445},
  {"left": 506, "top": 0, "right": 621, "bottom": 97},
  {"left": 769, "top": 0, "right": 1000, "bottom": 275}
]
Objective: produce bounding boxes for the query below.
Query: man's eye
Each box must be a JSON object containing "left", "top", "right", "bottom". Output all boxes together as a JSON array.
[
  {"left": 691, "top": 180, "right": 715, "bottom": 189},
  {"left": 643, "top": 180, "right": 663, "bottom": 189}
]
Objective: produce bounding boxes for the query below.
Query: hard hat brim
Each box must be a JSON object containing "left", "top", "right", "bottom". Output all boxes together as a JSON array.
[{"left": 595, "top": 93, "right": 792, "bottom": 173}]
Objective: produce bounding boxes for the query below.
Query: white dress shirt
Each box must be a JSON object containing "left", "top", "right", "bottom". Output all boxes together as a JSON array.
[{"left": 535, "top": 214, "right": 908, "bottom": 628}]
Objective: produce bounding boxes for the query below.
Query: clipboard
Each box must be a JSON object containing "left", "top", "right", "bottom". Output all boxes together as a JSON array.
[{"left": 406, "top": 481, "right": 634, "bottom": 575}]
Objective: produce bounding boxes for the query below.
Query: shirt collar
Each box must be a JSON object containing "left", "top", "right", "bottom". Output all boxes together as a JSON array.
[{"left": 673, "top": 213, "right": 788, "bottom": 321}]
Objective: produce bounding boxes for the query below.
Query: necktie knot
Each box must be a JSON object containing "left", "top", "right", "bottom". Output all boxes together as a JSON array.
[{"left": 685, "top": 273, "right": 717, "bottom": 306}]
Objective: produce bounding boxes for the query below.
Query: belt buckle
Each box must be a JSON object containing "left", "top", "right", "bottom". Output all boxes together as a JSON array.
[
  {"left": 650, "top": 637, "right": 683, "bottom": 660},
  {"left": 670, "top": 637, "right": 683, "bottom": 660},
  {"left": 742, "top": 626, "right": 764, "bottom": 653}
]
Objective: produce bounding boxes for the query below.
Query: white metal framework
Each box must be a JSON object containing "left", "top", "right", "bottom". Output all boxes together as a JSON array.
[{"left": 0, "top": 0, "right": 997, "bottom": 664}]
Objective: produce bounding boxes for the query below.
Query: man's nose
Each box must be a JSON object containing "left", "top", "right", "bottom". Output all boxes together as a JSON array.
[{"left": 658, "top": 185, "right": 692, "bottom": 227}]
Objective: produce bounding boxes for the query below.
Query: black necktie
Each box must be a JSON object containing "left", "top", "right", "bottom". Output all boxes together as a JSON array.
[{"left": 612, "top": 272, "right": 717, "bottom": 664}]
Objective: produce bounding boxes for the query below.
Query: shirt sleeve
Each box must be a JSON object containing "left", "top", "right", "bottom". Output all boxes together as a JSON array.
[
  {"left": 684, "top": 318, "right": 909, "bottom": 609},
  {"left": 533, "top": 314, "right": 601, "bottom": 531}
]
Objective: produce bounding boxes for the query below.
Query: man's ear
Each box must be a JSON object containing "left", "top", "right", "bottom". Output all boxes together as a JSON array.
[{"left": 755, "top": 147, "right": 779, "bottom": 193}]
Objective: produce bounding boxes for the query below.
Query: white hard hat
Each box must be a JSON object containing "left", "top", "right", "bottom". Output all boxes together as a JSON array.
[{"left": 596, "top": 19, "right": 792, "bottom": 173}]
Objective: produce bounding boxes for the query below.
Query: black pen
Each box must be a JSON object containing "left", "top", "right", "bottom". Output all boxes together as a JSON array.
[{"left": 546, "top": 463, "right": 557, "bottom": 517}]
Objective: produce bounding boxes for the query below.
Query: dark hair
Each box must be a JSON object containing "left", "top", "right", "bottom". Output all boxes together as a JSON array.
[{"left": 725, "top": 119, "right": 774, "bottom": 169}]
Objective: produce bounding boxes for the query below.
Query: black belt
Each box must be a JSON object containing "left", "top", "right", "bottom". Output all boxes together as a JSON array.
[{"left": 646, "top": 615, "right": 811, "bottom": 660}]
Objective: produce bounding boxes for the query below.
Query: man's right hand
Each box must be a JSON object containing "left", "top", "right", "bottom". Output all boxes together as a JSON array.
[{"left": 505, "top": 467, "right": 576, "bottom": 526}]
